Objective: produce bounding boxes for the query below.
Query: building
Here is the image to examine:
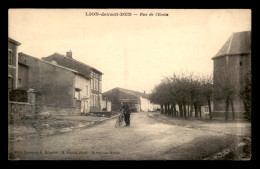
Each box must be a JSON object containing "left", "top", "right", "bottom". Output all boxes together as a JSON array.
[
  {"left": 102, "top": 87, "right": 160, "bottom": 112},
  {"left": 18, "top": 52, "right": 92, "bottom": 115},
  {"left": 42, "top": 52, "right": 103, "bottom": 113},
  {"left": 212, "top": 31, "right": 251, "bottom": 119},
  {"left": 8, "top": 37, "right": 21, "bottom": 93}
]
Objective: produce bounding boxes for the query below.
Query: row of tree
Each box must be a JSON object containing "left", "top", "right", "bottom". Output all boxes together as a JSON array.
[{"left": 150, "top": 71, "right": 251, "bottom": 121}]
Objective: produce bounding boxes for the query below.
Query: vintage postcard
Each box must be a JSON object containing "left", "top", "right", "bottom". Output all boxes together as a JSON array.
[{"left": 8, "top": 8, "right": 251, "bottom": 160}]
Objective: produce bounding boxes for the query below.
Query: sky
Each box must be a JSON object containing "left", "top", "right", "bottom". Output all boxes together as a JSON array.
[{"left": 8, "top": 9, "right": 251, "bottom": 94}]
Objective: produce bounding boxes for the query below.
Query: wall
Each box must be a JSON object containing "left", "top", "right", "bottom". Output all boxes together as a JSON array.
[
  {"left": 8, "top": 102, "right": 33, "bottom": 123},
  {"left": 74, "top": 74, "right": 91, "bottom": 113},
  {"left": 39, "top": 104, "right": 76, "bottom": 115}
]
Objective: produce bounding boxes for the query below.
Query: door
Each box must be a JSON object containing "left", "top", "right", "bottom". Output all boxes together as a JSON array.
[{"left": 75, "top": 100, "right": 81, "bottom": 114}]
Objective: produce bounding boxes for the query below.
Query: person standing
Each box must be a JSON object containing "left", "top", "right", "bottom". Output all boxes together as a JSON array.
[{"left": 120, "top": 102, "right": 131, "bottom": 126}]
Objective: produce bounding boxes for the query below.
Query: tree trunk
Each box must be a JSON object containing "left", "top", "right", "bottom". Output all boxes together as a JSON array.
[
  {"left": 225, "top": 96, "right": 230, "bottom": 121},
  {"left": 160, "top": 104, "right": 164, "bottom": 114},
  {"left": 208, "top": 99, "right": 212, "bottom": 120},
  {"left": 183, "top": 103, "right": 187, "bottom": 118},
  {"left": 167, "top": 104, "right": 170, "bottom": 116},
  {"left": 164, "top": 104, "right": 167, "bottom": 115},
  {"left": 230, "top": 98, "right": 235, "bottom": 120},
  {"left": 194, "top": 104, "right": 198, "bottom": 117},
  {"left": 187, "top": 105, "right": 190, "bottom": 117},
  {"left": 199, "top": 105, "right": 202, "bottom": 118},
  {"left": 173, "top": 104, "right": 177, "bottom": 117},
  {"left": 179, "top": 104, "right": 183, "bottom": 117},
  {"left": 171, "top": 103, "right": 174, "bottom": 117},
  {"left": 190, "top": 105, "right": 193, "bottom": 117}
]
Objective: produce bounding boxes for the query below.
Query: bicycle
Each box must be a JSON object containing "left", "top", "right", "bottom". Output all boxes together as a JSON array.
[{"left": 115, "top": 112, "right": 125, "bottom": 128}]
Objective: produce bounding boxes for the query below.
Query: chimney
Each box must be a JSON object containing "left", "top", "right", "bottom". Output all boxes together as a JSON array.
[
  {"left": 144, "top": 91, "right": 146, "bottom": 94},
  {"left": 66, "top": 50, "right": 72, "bottom": 58}
]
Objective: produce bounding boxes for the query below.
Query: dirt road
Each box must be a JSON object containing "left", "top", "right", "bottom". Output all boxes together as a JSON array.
[{"left": 8, "top": 112, "right": 240, "bottom": 160}]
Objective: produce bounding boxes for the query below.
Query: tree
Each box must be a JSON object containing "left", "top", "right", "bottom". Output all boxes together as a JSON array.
[
  {"left": 214, "top": 69, "right": 236, "bottom": 121},
  {"left": 200, "top": 75, "right": 214, "bottom": 120},
  {"left": 240, "top": 70, "right": 251, "bottom": 121}
]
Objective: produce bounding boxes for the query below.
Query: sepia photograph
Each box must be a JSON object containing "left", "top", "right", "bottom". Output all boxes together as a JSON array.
[{"left": 8, "top": 8, "right": 251, "bottom": 160}]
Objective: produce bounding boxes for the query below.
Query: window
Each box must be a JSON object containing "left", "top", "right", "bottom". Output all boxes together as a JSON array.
[
  {"left": 94, "top": 95, "right": 99, "bottom": 106},
  {"left": 205, "top": 106, "right": 209, "bottom": 112},
  {"left": 75, "top": 88, "right": 81, "bottom": 100},
  {"left": 18, "top": 78, "right": 21, "bottom": 87},
  {"left": 94, "top": 79, "right": 98, "bottom": 90},
  {"left": 8, "top": 50, "right": 14, "bottom": 66},
  {"left": 99, "top": 80, "right": 102, "bottom": 93},
  {"left": 91, "top": 94, "right": 94, "bottom": 106},
  {"left": 86, "top": 85, "right": 88, "bottom": 96},
  {"left": 91, "top": 79, "right": 94, "bottom": 89},
  {"left": 240, "top": 61, "right": 242, "bottom": 66}
]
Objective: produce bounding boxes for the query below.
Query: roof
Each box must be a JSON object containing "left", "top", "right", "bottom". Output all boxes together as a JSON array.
[
  {"left": 19, "top": 52, "right": 78, "bottom": 73},
  {"left": 8, "top": 37, "right": 21, "bottom": 46},
  {"left": 102, "top": 87, "right": 150, "bottom": 100},
  {"left": 42, "top": 52, "right": 103, "bottom": 76},
  {"left": 115, "top": 87, "right": 151, "bottom": 99},
  {"left": 212, "top": 31, "right": 251, "bottom": 59}
]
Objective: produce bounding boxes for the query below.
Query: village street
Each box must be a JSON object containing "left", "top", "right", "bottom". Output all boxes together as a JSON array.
[{"left": 8, "top": 112, "right": 248, "bottom": 160}]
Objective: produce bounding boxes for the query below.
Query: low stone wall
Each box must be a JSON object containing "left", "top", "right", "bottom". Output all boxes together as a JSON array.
[
  {"left": 8, "top": 101, "right": 34, "bottom": 124},
  {"left": 38, "top": 104, "right": 76, "bottom": 115}
]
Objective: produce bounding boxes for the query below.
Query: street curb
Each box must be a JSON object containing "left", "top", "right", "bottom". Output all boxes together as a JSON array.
[{"left": 78, "top": 114, "right": 120, "bottom": 129}]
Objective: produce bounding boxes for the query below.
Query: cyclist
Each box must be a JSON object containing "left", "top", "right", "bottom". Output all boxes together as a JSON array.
[{"left": 120, "top": 102, "right": 131, "bottom": 126}]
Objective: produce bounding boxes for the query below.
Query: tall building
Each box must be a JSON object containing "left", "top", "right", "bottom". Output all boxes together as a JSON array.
[
  {"left": 8, "top": 37, "right": 21, "bottom": 93},
  {"left": 212, "top": 31, "right": 251, "bottom": 119}
]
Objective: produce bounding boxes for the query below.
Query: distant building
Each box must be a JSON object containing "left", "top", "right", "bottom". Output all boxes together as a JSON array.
[
  {"left": 8, "top": 37, "right": 21, "bottom": 93},
  {"left": 212, "top": 31, "right": 251, "bottom": 119},
  {"left": 102, "top": 87, "right": 160, "bottom": 112},
  {"left": 42, "top": 51, "right": 103, "bottom": 112},
  {"left": 101, "top": 96, "right": 112, "bottom": 112}
]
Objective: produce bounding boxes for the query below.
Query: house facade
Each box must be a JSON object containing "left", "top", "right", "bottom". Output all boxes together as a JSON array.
[
  {"left": 212, "top": 31, "right": 251, "bottom": 119},
  {"left": 102, "top": 87, "right": 160, "bottom": 112},
  {"left": 42, "top": 51, "right": 103, "bottom": 113}
]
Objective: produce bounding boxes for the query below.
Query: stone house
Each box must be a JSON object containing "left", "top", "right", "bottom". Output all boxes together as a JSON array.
[
  {"left": 102, "top": 87, "right": 160, "bottom": 112},
  {"left": 42, "top": 51, "right": 103, "bottom": 113},
  {"left": 18, "top": 52, "right": 92, "bottom": 115},
  {"left": 212, "top": 31, "right": 251, "bottom": 119}
]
